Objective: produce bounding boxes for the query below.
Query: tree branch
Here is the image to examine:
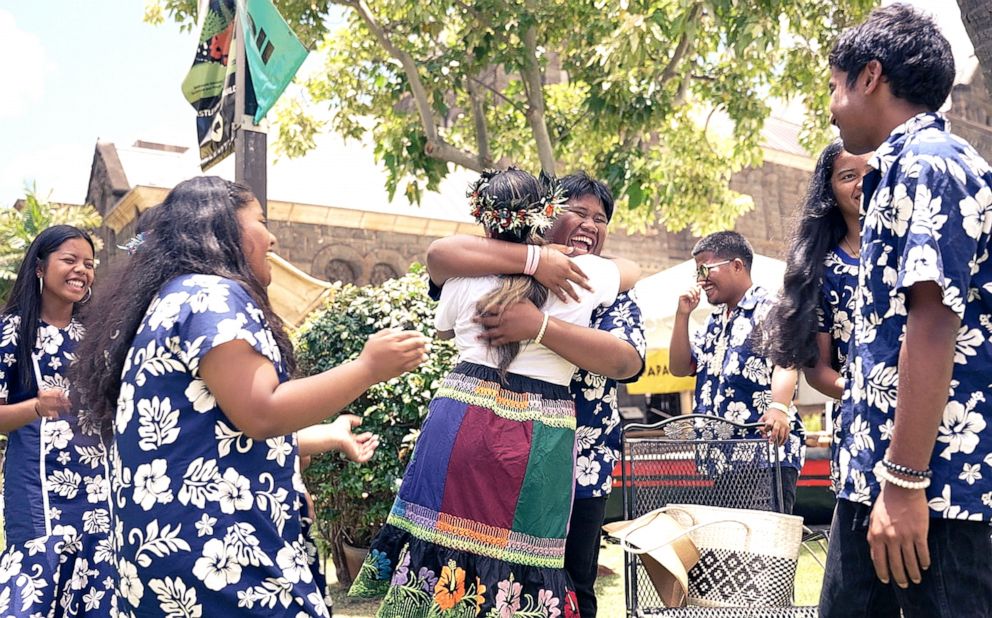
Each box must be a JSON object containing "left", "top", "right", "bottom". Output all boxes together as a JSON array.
[
  {"left": 337, "top": 0, "right": 485, "bottom": 171},
  {"left": 470, "top": 75, "right": 527, "bottom": 115},
  {"left": 660, "top": 3, "right": 703, "bottom": 85},
  {"left": 465, "top": 76, "right": 492, "bottom": 164},
  {"left": 520, "top": 19, "right": 557, "bottom": 173}
]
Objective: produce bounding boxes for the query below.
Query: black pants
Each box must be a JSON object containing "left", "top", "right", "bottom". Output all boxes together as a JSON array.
[
  {"left": 819, "top": 498, "right": 992, "bottom": 618},
  {"left": 564, "top": 496, "right": 608, "bottom": 618}
]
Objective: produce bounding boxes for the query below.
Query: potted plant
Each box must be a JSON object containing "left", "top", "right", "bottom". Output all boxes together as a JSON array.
[{"left": 295, "top": 264, "right": 457, "bottom": 586}]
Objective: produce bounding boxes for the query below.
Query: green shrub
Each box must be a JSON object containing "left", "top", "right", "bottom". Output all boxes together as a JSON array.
[{"left": 295, "top": 263, "right": 457, "bottom": 585}]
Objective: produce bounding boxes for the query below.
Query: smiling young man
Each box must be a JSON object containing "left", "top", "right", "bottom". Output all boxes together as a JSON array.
[
  {"left": 426, "top": 171, "right": 646, "bottom": 618},
  {"left": 817, "top": 5, "right": 992, "bottom": 618},
  {"left": 669, "top": 231, "right": 806, "bottom": 513}
]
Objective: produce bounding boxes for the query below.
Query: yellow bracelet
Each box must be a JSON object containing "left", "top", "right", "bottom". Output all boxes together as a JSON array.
[{"left": 534, "top": 312, "right": 550, "bottom": 345}]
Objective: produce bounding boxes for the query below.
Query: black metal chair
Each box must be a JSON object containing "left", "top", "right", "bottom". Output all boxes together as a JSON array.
[{"left": 619, "top": 414, "right": 818, "bottom": 618}]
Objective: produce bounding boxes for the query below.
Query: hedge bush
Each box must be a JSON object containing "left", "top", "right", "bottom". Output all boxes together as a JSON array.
[{"left": 295, "top": 264, "right": 457, "bottom": 585}]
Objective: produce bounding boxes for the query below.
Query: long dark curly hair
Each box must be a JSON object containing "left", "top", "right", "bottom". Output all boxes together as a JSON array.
[
  {"left": 762, "top": 140, "right": 848, "bottom": 369},
  {"left": 2, "top": 225, "right": 94, "bottom": 393},
  {"left": 73, "top": 176, "right": 295, "bottom": 434}
]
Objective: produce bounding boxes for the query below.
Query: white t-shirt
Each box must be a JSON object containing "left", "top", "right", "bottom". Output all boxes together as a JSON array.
[{"left": 435, "top": 253, "right": 621, "bottom": 386}]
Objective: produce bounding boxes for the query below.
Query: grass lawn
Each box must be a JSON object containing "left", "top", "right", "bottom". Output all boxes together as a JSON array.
[{"left": 331, "top": 538, "right": 827, "bottom": 617}]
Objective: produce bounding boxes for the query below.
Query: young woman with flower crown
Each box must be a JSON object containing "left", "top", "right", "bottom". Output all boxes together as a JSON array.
[
  {"left": 0, "top": 225, "right": 114, "bottom": 616},
  {"left": 350, "top": 168, "right": 638, "bottom": 618}
]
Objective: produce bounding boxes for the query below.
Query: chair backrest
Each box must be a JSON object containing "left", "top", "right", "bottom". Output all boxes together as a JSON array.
[{"left": 619, "top": 414, "right": 785, "bottom": 615}]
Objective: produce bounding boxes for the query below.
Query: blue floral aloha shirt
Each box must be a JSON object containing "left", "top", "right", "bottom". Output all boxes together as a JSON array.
[
  {"left": 817, "top": 247, "right": 859, "bottom": 491},
  {"left": 690, "top": 285, "right": 806, "bottom": 470},
  {"left": 817, "top": 247, "right": 859, "bottom": 370},
  {"left": 0, "top": 316, "right": 114, "bottom": 616},
  {"left": 837, "top": 112, "right": 992, "bottom": 521},
  {"left": 110, "top": 274, "right": 331, "bottom": 616},
  {"left": 573, "top": 291, "right": 647, "bottom": 499}
]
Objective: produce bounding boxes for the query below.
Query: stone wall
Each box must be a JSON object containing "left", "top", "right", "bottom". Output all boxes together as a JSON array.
[
  {"left": 268, "top": 157, "right": 810, "bottom": 286},
  {"left": 950, "top": 74, "right": 992, "bottom": 161}
]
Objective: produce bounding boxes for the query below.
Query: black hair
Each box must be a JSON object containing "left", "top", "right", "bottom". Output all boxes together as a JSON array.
[
  {"left": 761, "top": 140, "right": 848, "bottom": 369},
  {"left": 691, "top": 231, "right": 754, "bottom": 272},
  {"left": 2, "top": 225, "right": 95, "bottom": 393},
  {"left": 829, "top": 3, "right": 954, "bottom": 112},
  {"left": 560, "top": 170, "right": 615, "bottom": 222},
  {"left": 73, "top": 176, "right": 295, "bottom": 434},
  {"left": 473, "top": 167, "right": 550, "bottom": 379}
]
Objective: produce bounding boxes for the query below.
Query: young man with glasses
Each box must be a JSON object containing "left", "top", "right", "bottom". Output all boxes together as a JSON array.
[{"left": 669, "top": 230, "right": 806, "bottom": 513}]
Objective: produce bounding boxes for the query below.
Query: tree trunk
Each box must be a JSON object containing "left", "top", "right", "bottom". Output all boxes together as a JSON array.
[
  {"left": 958, "top": 0, "right": 992, "bottom": 95},
  {"left": 520, "top": 24, "right": 558, "bottom": 174}
]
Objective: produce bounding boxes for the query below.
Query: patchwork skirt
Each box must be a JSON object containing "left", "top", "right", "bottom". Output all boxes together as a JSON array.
[{"left": 350, "top": 362, "right": 580, "bottom": 618}]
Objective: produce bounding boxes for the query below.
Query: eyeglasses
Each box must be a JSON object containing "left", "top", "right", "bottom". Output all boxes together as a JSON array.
[{"left": 696, "top": 259, "right": 732, "bottom": 281}]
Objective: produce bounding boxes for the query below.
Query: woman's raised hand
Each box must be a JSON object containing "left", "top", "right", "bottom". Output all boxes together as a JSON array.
[
  {"left": 35, "top": 388, "right": 70, "bottom": 419},
  {"left": 358, "top": 328, "right": 430, "bottom": 383},
  {"left": 299, "top": 415, "right": 380, "bottom": 463},
  {"left": 329, "top": 414, "right": 380, "bottom": 463},
  {"left": 534, "top": 245, "right": 592, "bottom": 302}
]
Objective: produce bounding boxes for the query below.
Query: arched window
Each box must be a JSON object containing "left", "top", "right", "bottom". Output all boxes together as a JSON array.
[
  {"left": 325, "top": 259, "right": 357, "bottom": 285},
  {"left": 369, "top": 262, "right": 399, "bottom": 286}
]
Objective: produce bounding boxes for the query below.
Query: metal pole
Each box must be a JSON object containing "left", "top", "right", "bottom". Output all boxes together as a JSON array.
[{"left": 233, "top": 2, "right": 268, "bottom": 216}]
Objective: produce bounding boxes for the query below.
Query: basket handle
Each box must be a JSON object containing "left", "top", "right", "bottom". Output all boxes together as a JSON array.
[{"left": 617, "top": 508, "right": 751, "bottom": 555}]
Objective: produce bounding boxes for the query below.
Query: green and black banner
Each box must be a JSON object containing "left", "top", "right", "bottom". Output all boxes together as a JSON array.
[{"left": 182, "top": 0, "right": 307, "bottom": 171}]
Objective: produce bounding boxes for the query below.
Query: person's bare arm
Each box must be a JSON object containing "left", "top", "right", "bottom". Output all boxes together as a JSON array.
[
  {"left": 200, "top": 329, "right": 428, "bottom": 440},
  {"left": 476, "top": 300, "right": 642, "bottom": 380},
  {"left": 298, "top": 415, "right": 380, "bottom": 463},
  {"left": 760, "top": 366, "right": 796, "bottom": 446},
  {"left": 612, "top": 257, "right": 641, "bottom": 292},
  {"left": 426, "top": 235, "right": 590, "bottom": 301},
  {"left": 868, "top": 282, "right": 958, "bottom": 589},
  {"left": 669, "top": 286, "right": 700, "bottom": 377},
  {"left": 0, "top": 389, "right": 70, "bottom": 432},
  {"left": 804, "top": 332, "right": 844, "bottom": 399}
]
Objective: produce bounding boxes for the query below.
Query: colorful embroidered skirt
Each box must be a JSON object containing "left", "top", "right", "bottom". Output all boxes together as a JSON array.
[{"left": 350, "top": 362, "right": 580, "bottom": 618}]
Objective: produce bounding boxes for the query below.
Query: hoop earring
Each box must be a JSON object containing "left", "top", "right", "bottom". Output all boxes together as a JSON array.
[
  {"left": 80, "top": 287, "right": 92, "bottom": 304},
  {"left": 38, "top": 276, "right": 43, "bottom": 296}
]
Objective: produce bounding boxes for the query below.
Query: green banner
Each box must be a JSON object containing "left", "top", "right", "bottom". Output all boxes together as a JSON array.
[
  {"left": 240, "top": 0, "right": 309, "bottom": 123},
  {"left": 182, "top": 0, "right": 245, "bottom": 170}
]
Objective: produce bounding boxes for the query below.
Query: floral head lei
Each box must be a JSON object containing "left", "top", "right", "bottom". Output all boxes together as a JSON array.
[{"left": 467, "top": 168, "right": 567, "bottom": 240}]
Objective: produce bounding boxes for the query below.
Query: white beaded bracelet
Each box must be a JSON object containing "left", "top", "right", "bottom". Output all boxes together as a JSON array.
[{"left": 873, "top": 461, "right": 931, "bottom": 490}]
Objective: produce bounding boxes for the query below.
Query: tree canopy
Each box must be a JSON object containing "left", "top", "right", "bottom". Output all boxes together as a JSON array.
[{"left": 148, "top": 0, "right": 874, "bottom": 234}]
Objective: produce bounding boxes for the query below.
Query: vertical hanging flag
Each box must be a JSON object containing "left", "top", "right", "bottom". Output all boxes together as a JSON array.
[
  {"left": 182, "top": 0, "right": 257, "bottom": 170},
  {"left": 239, "top": 0, "right": 309, "bottom": 123}
]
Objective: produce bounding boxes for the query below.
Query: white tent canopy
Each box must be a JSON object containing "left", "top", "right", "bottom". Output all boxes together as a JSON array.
[
  {"left": 634, "top": 254, "right": 787, "bottom": 352},
  {"left": 631, "top": 254, "right": 830, "bottom": 405}
]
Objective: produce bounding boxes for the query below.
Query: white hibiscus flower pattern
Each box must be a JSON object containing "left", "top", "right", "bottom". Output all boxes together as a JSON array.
[
  {"left": 835, "top": 112, "right": 992, "bottom": 522},
  {"left": 690, "top": 286, "right": 806, "bottom": 470},
  {"left": 110, "top": 275, "right": 329, "bottom": 615},
  {"left": 570, "top": 292, "right": 647, "bottom": 499},
  {"left": 0, "top": 315, "right": 114, "bottom": 615}
]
